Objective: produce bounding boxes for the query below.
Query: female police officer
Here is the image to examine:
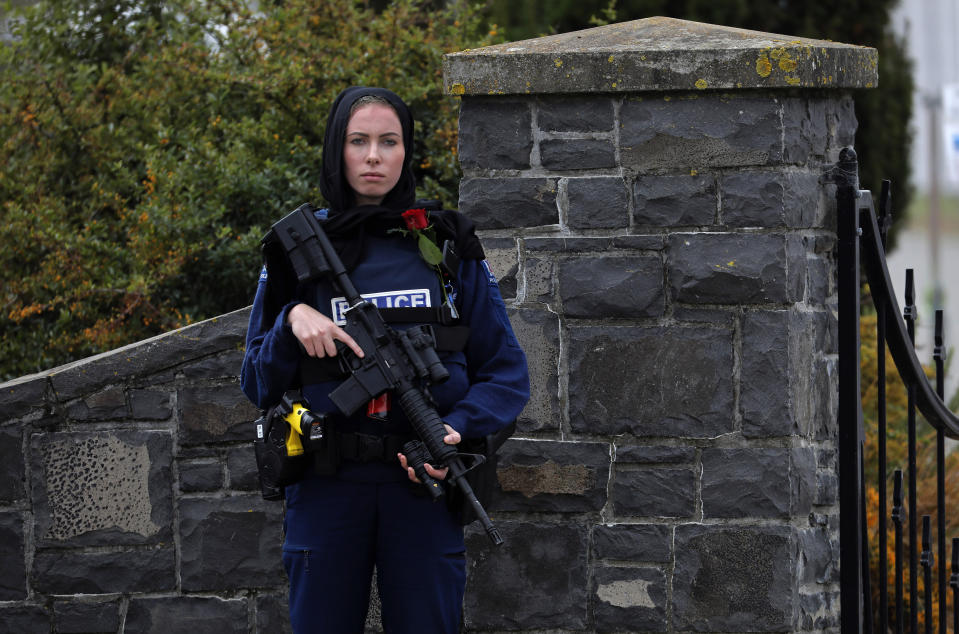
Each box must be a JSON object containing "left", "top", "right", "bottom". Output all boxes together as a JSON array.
[{"left": 240, "top": 86, "right": 529, "bottom": 632}]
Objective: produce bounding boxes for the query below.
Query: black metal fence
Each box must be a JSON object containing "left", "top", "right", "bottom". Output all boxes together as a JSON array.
[{"left": 836, "top": 147, "right": 959, "bottom": 632}]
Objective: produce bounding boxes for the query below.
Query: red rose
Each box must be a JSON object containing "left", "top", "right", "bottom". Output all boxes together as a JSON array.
[{"left": 402, "top": 208, "right": 429, "bottom": 231}]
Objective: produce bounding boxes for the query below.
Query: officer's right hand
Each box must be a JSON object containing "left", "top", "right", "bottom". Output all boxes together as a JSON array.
[{"left": 287, "top": 303, "right": 365, "bottom": 359}]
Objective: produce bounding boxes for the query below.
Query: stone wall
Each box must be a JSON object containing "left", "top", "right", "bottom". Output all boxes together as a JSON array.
[{"left": 0, "top": 17, "right": 876, "bottom": 633}]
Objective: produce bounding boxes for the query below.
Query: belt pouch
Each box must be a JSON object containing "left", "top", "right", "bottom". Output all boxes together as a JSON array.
[{"left": 313, "top": 417, "right": 339, "bottom": 476}]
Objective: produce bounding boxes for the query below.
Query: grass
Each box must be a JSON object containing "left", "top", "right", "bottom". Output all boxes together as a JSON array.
[{"left": 898, "top": 191, "right": 959, "bottom": 234}]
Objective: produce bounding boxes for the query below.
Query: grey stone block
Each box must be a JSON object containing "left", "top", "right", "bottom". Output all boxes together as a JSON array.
[
  {"left": 672, "top": 524, "right": 794, "bottom": 631},
  {"left": 464, "top": 520, "right": 588, "bottom": 630},
  {"left": 256, "top": 593, "right": 291, "bottom": 633},
  {"left": 742, "top": 309, "right": 834, "bottom": 439},
  {"left": 227, "top": 444, "right": 260, "bottom": 491},
  {"left": 567, "top": 177, "right": 629, "bottom": 229},
  {"left": 180, "top": 349, "right": 245, "bottom": 380},
  {"left": 0, "top": 373, "right": 48, "bottom": 420},
  {"left": 799, "top": 591, "right": 840, "bottom": 630},
  {"left": 787, "top": 233, "right": 807, "bottom": 300},
  {"left": 701, "top": 447, "right": 814, "bottom": 519},
  {"left": 798, "top": 526, "right": 838, "bottom": 585},
  {"left": 559, "top": 256, "right": 664, "bottom": 318},
  {"left": 54, "top": 600, "right": 120, "bottom": 633},
  {"left": 523, "top": 255, "right": 555, "bottom": 303},
  {"left": 525, "top": 235, "right": 663, "bottom": 253},
  {"left": 538, "top": 96, "right": 614, "bottom": 132},
  {"left": 785, "top": 172, "right": 826, "bottom": 228},
  {"left": 31, "top": 430, "right": 173, "bottom": 547},
  {"left": 0, "top": 512, "right": 25, "bottom": 600},
  {"left": 741, "top": 310, "right": 793, "bottom": 436},
  {"left": 667, "top": 232, "right": 792, "bottom": 304},
  {"left": 612, "top": 467, "right": 695, "bottom": 518},
  {"left": 615, "top": 445, "right": 696, "bottom": 464},
  {"left": 721, "top": 171, "right": 796, "bottom": 228},
  {"left": 458, "top": 99, "right": 532, "bottom": 169},
  {"left": 178, "top": 460, "right": 223, "bottom": 493},
  {"left": 807, "top": 252, "right": 833, "bottom": 304},
  {"left": 508, "top": 309, "right": 560, "bottom": 433},
  {"left": 32, "top": 547, "right": 175, "bottom": 594},
  {"left": 569, "top": 325, "right": 734, "bottom": 437},
  {"left": 178, "top": 495, "right": 285, "bottom": 592},
  {"left": 613, "top": 234, "right": 666, "bottom": 250},
  {"left": 633, "top": 173, "right": 716, "bottom": 226},
  {"left": 592, "top": 566, "right": 668, "bottom": 632},
  {"left": 482, "top": 238, "right": 518, "bottom": 300},
  {"left": 129, "top": 388, "right": 174, "bottom": 420},
  {"left": 178, "top": 385, "right": 258, "bottom": 445},
  {"left": 495, "top": 439, "right": 610, "bottom": 513},
  {"left": 816, "top": 471, "right": 838, "bottom": 506},
  {"left": 540, "top": 138, "right": 616, "bottom": 170},
  {"left": 673, "top": 305, "right": 738, "bottom": 327},
  {"left": 0, "top": 605, "right": 51, "bottom": 633},
  {"left": 782, "top": 97, "right": 828, "bottom": 164},
  {"left": 592, "top": 523, "right": 672, "bottom": 562},
  {"left": 459, "top": 177, "right": 558, "bottom": 229},
  {"left": 0, "top": 427, "right": 24, "bottom": 503},
  {"left": 125, "top": 596, "right": 248, "bottom": 634},
  {"left": 620, "top": 96, "right": 783, "bottom": 170},
  {"left": 827, "top": 95, "right": 858, "bottom": 150},
  {"left": 65, "top": 385, "right": 127, "bottom": 421}
]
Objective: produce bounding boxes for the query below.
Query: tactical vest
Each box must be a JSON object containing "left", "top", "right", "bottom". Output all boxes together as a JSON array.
[{"left": 297, "top": 233, "right": 469, "bottom": 415}]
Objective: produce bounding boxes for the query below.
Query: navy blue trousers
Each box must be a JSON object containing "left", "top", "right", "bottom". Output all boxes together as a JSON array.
[{"left": 282, "top": 465, "right": 466, "bottom": 633}]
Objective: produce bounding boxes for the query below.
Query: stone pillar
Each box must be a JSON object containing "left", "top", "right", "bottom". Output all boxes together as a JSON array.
[{"left": 445, "top": 17, "right": 876, "bottom": 632}]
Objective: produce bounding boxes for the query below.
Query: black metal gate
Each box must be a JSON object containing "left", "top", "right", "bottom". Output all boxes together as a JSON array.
[{"left": 836, "top": 147, "right": 959, "bottom": 632}]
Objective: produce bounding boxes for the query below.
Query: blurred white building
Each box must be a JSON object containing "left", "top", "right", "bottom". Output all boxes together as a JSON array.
[{"left": 892, "top": 0, "right": 959, "bottom": 193}]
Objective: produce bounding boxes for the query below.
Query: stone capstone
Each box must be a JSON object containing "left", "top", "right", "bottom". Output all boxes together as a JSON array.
[{"left": 445, "top": 17, "right": 877, "bottom": 95}]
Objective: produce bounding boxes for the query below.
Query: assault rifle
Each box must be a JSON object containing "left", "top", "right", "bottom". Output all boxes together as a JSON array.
[{"left": 264, "top": 204, "right": 504, "bottom": 546}]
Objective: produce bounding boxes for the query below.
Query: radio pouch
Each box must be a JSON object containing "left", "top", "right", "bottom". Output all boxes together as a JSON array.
[{"left": 253, "top": 402, "right": 310, "bottom": 501}]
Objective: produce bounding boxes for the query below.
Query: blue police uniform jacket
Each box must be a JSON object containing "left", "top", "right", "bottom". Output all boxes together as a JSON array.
[{"left": 240, "top": 213, "right": 530, "bottom": 482}]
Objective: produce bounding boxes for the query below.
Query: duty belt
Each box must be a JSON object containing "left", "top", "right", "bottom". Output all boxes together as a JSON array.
[{"left": 335, "top": 431, "right": 411, "bottom": 464}]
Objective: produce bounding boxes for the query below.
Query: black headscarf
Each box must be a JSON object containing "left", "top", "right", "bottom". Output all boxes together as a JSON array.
[{"left": 319, "top": 86, "right": 416, "bottom": 213}]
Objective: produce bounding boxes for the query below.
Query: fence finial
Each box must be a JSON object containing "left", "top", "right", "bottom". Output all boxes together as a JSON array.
[{"left": 822, "top": 146, "right": 860, "bottom": 190}]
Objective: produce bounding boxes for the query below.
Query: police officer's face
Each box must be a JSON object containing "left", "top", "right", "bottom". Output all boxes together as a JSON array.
[{"left": 343, "top": 103, "right": 405, "bottom": 207}]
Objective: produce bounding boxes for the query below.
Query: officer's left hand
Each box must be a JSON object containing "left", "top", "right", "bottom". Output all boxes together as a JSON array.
[{"left": 398, "top": 424, "right": 461, "bottom": 483}]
